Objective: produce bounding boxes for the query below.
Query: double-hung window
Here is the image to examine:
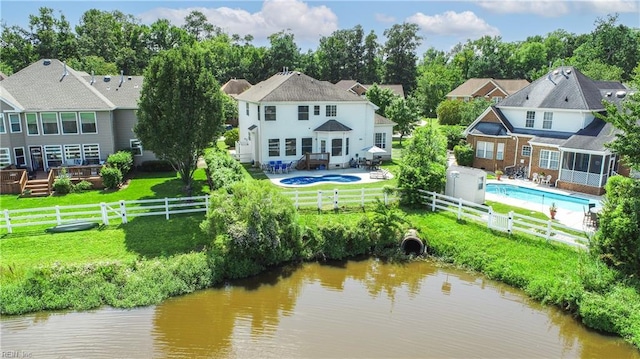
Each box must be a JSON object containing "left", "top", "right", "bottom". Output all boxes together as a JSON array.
[
  {"left": 80, "top": 112, "right": 97, "bottom": 134},
  {"left": 314, "top": 106, "right": 320, "bottom": 116},
  {"left": 41, "top": 112, "right": 59, "bottom": 135},
  {"left": 331, "top": 138, "right": 342, "bottom": 156},
  {"left": 268, "top": 139, "right": 280, "bottom": 156},
  {"left": 539, "top": 150, "right": 560, "bottom": 170},
  {"left": 61, "top": 112, "right": 79, "bottom": 134},
  {"left": 543, "top": 112, "right": 553, "bottom": 129},
  {"left": 301, "top": 138, "right": 312, "bottom": 154},
  {"left": 476, "top": 141, "right": 494, "bottom": 159},
  {"left": 496, "top": 143, "right": 505, "bottom": 160},
  {"left": 265, "top": 106, "right": 276, "bottom": 121},
  {"left": 285, "top": 138, "right": 296, "bottom": 156},
  {"left": 298, "top": 106, "right": 309, "bottom": 121},
  {"left": 326, "top": 105, "right": 337, "bottom": 117},
  {"left": 26, "top": 113, "right": 39, "bottom": 135},
  {"left": 522, "top": 145, "right": 532, "bottom": 157},
  {"left": 525, "top": 111, "right": 535, "bottom": 128},
  {"left": 9, "top": 114, "right": 21, "bottom": 133}
]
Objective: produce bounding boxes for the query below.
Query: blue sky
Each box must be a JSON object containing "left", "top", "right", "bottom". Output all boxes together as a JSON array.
[{"left": 2, "top": 0, "right": 639, "bottom": 54}]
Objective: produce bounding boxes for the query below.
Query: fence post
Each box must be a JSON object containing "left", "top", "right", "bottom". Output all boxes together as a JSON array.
[
  {"left": 457, "top": 198, "right": 462, "bottom": 220},
  {"left": 507, "top": 211, "right": 514, "bottom": 234},
  {"left": 55, "top": 205, "right": 62, "bottom": 225},
  {"left": 119, "top": 200, "right": 128, "bottom": 224},
  {"left": 487, "top": 206, "right": 493, "bottom": 229},
  {"left": 205, "top": 194, "right": 210, "bottom": 214},
  {"left": 317, "top": 191, "right": 322, "bottom": 212},
  {"left": 165, "top": 197, "right": 170, "bottom": 219},
  {"left": 431, "top": 192, "right": 436, "bottom": 212},
  {"left": 4, "top": 209, "right": 12, "bottom": 234},
  {"left": 333, "top": 189, "right": 339, "bottom": 211},
  {"left": 100, "top": 202, "right": 109, "bottom": 226}
]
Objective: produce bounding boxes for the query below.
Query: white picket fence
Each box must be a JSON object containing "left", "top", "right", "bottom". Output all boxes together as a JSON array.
[
  {"left": 418, "top": 190, "right": 589, "bottom": 250},
  {"left": 0, "top": 188, "right": 396, "bottom": 234}
]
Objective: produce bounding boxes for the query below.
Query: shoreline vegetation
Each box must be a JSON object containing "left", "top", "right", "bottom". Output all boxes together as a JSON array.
[{"left": 1, "top": 167, "right": 640, "bottom": 350}]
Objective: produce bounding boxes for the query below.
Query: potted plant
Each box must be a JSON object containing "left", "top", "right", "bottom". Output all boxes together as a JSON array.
[
  {"left": 495, "top": 169, "right": 503, "bottom": 181},
  {"left": 549, "top": 202, "right": 557, "bottom": 219}
]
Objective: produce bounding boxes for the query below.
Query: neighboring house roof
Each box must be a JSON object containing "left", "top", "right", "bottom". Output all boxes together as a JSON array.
[
  {"left": 221, "top": 78, "right": 252, "bottom": 97},
  {"left": 86, "top": 73, "right": 143, "bottom": 109},
  {"left": 0, "top": 72, "right": 7, "bottom": 81},
  {"left": 237, "top": 72, "right": 365, "bottom": 103},
  {"left": 314, "top": 119, "right": 353, "bottom": 132},
  {"left": 447, "top": 78, "right": 529, "bottom": 98},
  {"left": 335, "top": 80, "right": 405, "bottom": 98},
  {"left": 374, "top": 113, "right": 396, "bottom": 126},
  {"left": 498, "top": 66, "right": 626, "bottom": 111},
  {"left": 0, "top": 59, "right": 115, "bottom": 111}
]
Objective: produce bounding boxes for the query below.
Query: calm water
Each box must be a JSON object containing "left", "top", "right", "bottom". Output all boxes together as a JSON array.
[
  {"left": 280, "top": 174, "right": 362, "bottom": 186},
  {"left": 2, "top": 258, "right": 638, "bottom": 358},
  {"left": 486, "top": 183, "right": 598, "bottom": 212}
]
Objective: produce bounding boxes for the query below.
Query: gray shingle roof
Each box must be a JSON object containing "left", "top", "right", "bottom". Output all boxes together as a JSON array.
[
  {"left": 374, "top": 113, "right": 396, "bottom": 126},
  {"left": 314, "top": 119, "right": 353, "bottom": 132},
  {"left": 562, "top": 117, "right": 617, "bottom": 152},
  {"left": 498, "top": 67, "right": 625, "bottom": 111},
  {"left": 0, "top": 59, "right": 115, "bottom": 111},
  {"left": 221, "top": 78, "right": 252, "bottom": 96},
  {"left": 86, "top": 73, "right": 143, "bottom": 109},
  {"left": 237, "top": 72, "right": 365, "bottom": 102}
]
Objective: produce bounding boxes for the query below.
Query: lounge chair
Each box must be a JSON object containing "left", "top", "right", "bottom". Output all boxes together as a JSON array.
[
  {"left": 369, "top": 169, "right": 390, "bottom": 179},
  {"left": 531, "top": 173, "right": 539, "bottom": 183},
  {"left": 541, "top": 174, "right": 552, "bottom": 185}
]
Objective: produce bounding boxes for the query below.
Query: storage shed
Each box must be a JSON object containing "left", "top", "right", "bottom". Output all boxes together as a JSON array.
[{"left": 445, "top": 165, "right": 487, "bottom": 204}]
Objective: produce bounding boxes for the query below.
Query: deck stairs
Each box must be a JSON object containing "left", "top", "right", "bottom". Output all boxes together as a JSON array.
[{"left": 22, "top": 179, "right": 51, "bottom": 197}]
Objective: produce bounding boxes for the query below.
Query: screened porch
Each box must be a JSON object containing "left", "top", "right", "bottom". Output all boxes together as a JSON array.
[{"left": 559, "top": 151, "right": 614, "bottom": 188}]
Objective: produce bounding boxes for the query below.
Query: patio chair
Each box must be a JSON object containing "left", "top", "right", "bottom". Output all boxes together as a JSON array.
[
  {"left": 583, "top": 206, "right": 592, "bottom": 227},
  {"left": 541, "top": 174, "right": 552, "bottom": 185},
  {"left": 531, "top": 173, "right": 539, "bottom": 183}
]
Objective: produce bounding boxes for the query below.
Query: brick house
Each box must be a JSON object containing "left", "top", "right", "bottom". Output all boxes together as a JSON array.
[{"left": 463, "top": 66, "right": 632, "bottom": 195}]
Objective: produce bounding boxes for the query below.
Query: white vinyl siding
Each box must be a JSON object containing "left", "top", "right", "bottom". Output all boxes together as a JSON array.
[{"left": 476, "top": 141, "right": 494, "bottom": 159}]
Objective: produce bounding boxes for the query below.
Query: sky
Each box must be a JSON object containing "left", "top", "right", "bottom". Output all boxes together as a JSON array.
[{"left": 1, "top": 0, "right": 639, "bottom": 54}]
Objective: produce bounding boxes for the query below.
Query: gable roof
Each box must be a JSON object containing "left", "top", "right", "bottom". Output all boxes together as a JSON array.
[
  {"left": 86, "top": 73, "right": 143, "bottom": 109},
  {"left": 464, "top": 105, "right": 513, "bottom": 136},
  {"left": 374, "top": 113, "right": 396, "bottom": 126},
  {"left": 221, "top": 78, "right": 252, "bottom": 97},
  {"left": 498, "top": 66, "right": 626, "bottom": 111},
  {"left": 0, "top": 59, "right": 115, "bottom": 111},
  {"left": 237, "top": 72, "right": 366, "bottom": 103},
  {"left": 561, "top": 117, "right": 617, "bottom": 152},
  {"left": 447, "top": 78, "right": 529, "bottom": 98},
  {"left": 335, "top": 80, "right": 405, "bottom": 98}
]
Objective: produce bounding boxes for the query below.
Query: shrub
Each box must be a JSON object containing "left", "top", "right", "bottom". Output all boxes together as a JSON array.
[
  {"left": 106, "top": 151, "right": 133, "bottom": 175},
  {"left": 453, "top": 143, "right": 474, "bottom": 166},
  {"left": 140, "top": 160, "right": 175, "bottom": 172},
  {"left": 100, "top": 167, "right": 123, "bottom": 189},
  {"left": 53, "top": 168, "right": 73, "bottom": 194},
  {"left": 224, "top": 128, "right": 239, "bottom": 148},
  {"left": 71, "top": 180, "right": 93, "bottom": 193},
  {"left": 439, "top": 125, "right": 465, "bottom": 150},
  {"left": 203, "top": 148, "right": 244, "bottom": 191}
]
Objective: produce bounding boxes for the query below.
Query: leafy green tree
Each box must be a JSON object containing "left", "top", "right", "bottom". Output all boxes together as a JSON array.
[
  {"left": 136, "top": 43, "right": 226, "bottom": 193},
  {"left": 148, "top": 19, "right": 192, "bottom": 54},
  {"left": 383, "top": 22, "right": 421, "bottom": 92},
  {"left": 361, "top": 30, "right": 381, "bottom": 84},
  {"left": 460, "top": 98, "right": 491, "bottom": 126},
  {"left": 182, "top": 10, "right": 220, "bottom": 41},
  {"left": 202, "top": 148, "right": 244, "bottom": 191},
  {"left": 316, "top": 25, "right": 365, "bottom": 82},
  {"left": 466, "top": 36, "right": 514, "bottom": 79},
  {"left": 0, "top": 24, "right": 37, "bottom": 73},
  {"left": 365, "top": 84, "right": 398, "bottom": 116},
  {"left": 265, "top": 30, "right": 300, "bottom": 75},
  {"left": 592, "top": 176, "right": 640, "bottom": 277},
  {"left": 414, "top": 48, "right": 463, "bottom": 117},
  {"left": 397, "top": 123, "right": 448, "bottom": 205},
  {"left": 200, "top": 180, "right": 301, "bottom": 278},
  {"left": 436, "top": 99, "right": 462, "bottom": 125},
  {"left": 440, "top": 125, "right": 466, "bottom": 150},
  {"left": 453, "top": 142, "right": 474, "bottom": 166},
  {"left": 28, "top": 7, "right": 77, "bottom": 61},
  {"left": 509, "top": 41, "right": 548, "bottom": 81},
  {"left": 386, "top": 96, "right": 420, "bottom": 145},
  {"left": 66, "top": 55, "right": 117, "bottom": 75},
  {"left": 371, "top": 199, "right": 410, "bottom": 250}
]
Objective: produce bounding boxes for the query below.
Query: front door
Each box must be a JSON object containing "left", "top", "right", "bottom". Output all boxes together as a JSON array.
[{"left": 29, "top": 146, "right": 43, "bottom": 171}]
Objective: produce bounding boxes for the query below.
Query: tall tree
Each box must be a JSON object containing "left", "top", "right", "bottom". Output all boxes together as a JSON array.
[
  {"left": 136, "top": 43, "right": 226, "bottom": 193},
  {"left": 147, "top": 19, "right": 192, "bottom": 54},
  {"left": 414, "top": 48, "right": 463, "bottom": 117},
  {"left": 76, "top": 10, "right": 132, "bottom": 63},
  {"left": 28, "top": 7, "right": 59, "bottom": 59},
  {"left": 0, "top": 24, "right": 36, "bottom": 73},
  {"left": 264, "top": 30, "right": 300, "bottom": 75},
  {"left": 382, "top": 22, "right": 421, "bottom": 92},
  {"left": 361, "top": 30, "right": 381, "bottom": 84},
  {"left": 365, "top": 84, "right": 398, "bottom": 116},
  {"left": 386, "top": 96, "right": 420, "bottom": 145},
  {"left": 466, "top": 36, "right": 513, "bottom": 79},
  {"left": 182, "top": 10, "right": 220, "bottom": 41}
]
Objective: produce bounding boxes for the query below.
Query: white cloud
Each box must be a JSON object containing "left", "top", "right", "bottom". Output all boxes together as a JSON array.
[
  {"left": 476, "top": 1, "right": 570, "bottom": 17},
  {"left": 407, "top": 11, "right": 500, "bottom": 37},
  {"left": 375, "top": 13, "right": 396, "bottom": 23},
  {"left": 572, "top": 0, "right": 639, "bottom": 14},
  {"left": 137, "top": 0, "right": 338, "bottom": 43}
]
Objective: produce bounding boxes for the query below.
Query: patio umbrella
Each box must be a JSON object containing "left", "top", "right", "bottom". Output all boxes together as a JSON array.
[{"left": 361, "top": 145, "right": 386, "bottom": 159}]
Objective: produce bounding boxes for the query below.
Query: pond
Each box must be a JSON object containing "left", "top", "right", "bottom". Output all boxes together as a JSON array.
[{"left": 2, "top": 258, "right": 638, "bottom": 358}]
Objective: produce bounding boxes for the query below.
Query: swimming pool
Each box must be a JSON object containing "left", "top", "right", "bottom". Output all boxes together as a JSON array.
[
  {"left": 486, "top": 183, "right": 598, "bottom": 212},
  {"left": 280, "top": 174, "right": 362, "bottom": 186}
]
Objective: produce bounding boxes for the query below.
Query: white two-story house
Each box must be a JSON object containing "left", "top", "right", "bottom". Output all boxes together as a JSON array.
[
  {"left": 463, "top": 66, "right": 632, "bottom": 195},
  {"left": 235, "top": 71, "right": 395, "bottom": 169}
]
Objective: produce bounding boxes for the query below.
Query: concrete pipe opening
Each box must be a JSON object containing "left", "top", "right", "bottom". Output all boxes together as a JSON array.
[{"left": 401, "top": 229, "right": 425, "bottom": 255}]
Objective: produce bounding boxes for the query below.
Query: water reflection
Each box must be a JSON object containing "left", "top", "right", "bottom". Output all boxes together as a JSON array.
[{"left": 2, "top": 259, "right": 639, "bottom": 358}]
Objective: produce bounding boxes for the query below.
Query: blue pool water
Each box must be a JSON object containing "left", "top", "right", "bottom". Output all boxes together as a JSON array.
[
  {"left": 280, "top": 174, "right": 361, "bottom": 186},
  {"left": 486, "top": 183, "right": 598, "bottom": 212}
]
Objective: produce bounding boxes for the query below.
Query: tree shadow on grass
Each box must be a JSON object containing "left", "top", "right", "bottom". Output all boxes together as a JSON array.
[
  {"left": 121, "top": 214, "right": 210, "bottom": 259},
  {"left": 147, "top": 177, "right": 207, "bottom": 198}
]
